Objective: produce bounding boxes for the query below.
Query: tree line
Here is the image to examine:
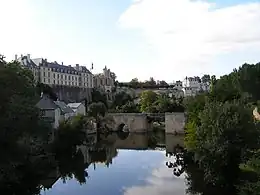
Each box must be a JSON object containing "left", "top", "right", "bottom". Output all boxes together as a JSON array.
[{"left": 116, "top": 74, "right": 212, "bottom": 89}]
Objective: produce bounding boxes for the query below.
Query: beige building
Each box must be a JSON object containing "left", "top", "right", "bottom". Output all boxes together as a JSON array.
[
  {"left": 17, "top": 54, "right": 94, "bottom": 89},
  {"left": 94, "top": 66, "right": 116, "bottom": 93}
]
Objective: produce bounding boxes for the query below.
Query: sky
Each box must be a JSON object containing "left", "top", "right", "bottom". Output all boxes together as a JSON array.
[{"left": 1, "top": 0, "right": 260, "bottom": 82}]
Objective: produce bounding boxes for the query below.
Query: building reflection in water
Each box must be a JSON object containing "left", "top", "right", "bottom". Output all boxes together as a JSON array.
[{"left": 40, "top": 131, "right": 184, "bottom": 191}]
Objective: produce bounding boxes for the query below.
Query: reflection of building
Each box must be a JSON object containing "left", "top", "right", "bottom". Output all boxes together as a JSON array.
[
  {"left": 107, "top": 133, "right": 149, "bottom": 150},
  {"left": 165, "top": 134, "right": 184, "bottom": 154},
  {"left": 77, "top": 142, "right": 118, "bottom": 167}
]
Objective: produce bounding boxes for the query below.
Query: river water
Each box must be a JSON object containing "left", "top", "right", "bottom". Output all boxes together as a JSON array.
[{"left": 40, "top": 133, "right": 187, "bottom": 195}]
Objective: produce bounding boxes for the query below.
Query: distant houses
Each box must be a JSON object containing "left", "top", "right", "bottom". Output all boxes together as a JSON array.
[
  {"left": 67, "top": 103, "right": 86, "bottom": 116},
  {"left": 54, "top": 101, "right": 75, "bottom": 120},
  {"left": 36, "top": 93, "right": 86, "bottom": 128}
]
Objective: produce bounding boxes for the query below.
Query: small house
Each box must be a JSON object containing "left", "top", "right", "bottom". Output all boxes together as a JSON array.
[
  {"left": 54, "top": 101, "right": 75, "bottom": 120},
  {"left": 36, "top": 94, "right": 61, "bottom": 129},
  {"left": 67, "top": 103, "right": 86, "bottom": 116}
]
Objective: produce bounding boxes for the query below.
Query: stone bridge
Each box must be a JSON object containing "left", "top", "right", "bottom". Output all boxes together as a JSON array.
[{"left": 108, "top": 112, "right": 186, "bottom": 134}]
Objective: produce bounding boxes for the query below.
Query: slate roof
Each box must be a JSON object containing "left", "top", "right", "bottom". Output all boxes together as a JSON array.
[
  {"left": 67, "top": 103, "right": 82, "bottom": 109},
  {"left": 18, "top": 55, "right": 92, "bottom": 75},
  {"left": 36, "top": 94, "right": 58, "bottom": 110},
  {"left": 54, "top": 101, "right": 74, "bottom": 114},
  {"left": 18, "top": 56, "right": 39, "bottom": 69}
]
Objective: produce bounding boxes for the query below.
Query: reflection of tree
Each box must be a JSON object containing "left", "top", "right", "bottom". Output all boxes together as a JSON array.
[
  {"left": 165, "top": 145, "right": 185, "bottom": 177},
  {"left": 166, "top": 148, "right": 233, "bottom": 195}
]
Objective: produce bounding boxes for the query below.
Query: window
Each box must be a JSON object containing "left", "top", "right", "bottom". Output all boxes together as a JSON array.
[
  {"left": 68, "top": 76, "right": 70, "bottom": 80},
  {"left": 44, "top": 78, "right": 46, "bottom": 83},
  {"left": 65, "top": 81, "right": 67, "bottom": 85},
  {"left": 54, "top": 80, "right": 55, "bottom": 84},
  {"left": 48, "top": 79, "right": 50, "bottom": 83},
  {"left": 40, "top": 110, "right": 45, "bottom": 117},
  {"left": 53, "top": 74, "right": 55, "bottom": 78},
  {"left": 61, "top": 75, "right": 63, "bottom": 79},
  {"left": 43, "top": 72, "right": 46, "bottom": 76},
  {"left": 65, "top": 75, "right": 67, "bottom": 79},
  {"left": 57, "top": 74, "right": 59, "bottom": 79}
]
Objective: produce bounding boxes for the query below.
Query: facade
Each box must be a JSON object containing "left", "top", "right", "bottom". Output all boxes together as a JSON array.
[
  {"left": 17, "top": 54, "right": 94, "bottom": 88},
  {"left": 94, "top": 66, "right": 116, "bottom": 92},
  {"left": 182, "top": 77, "right": 210, "bottom": 96},
  {"left": 67, "top": 103, "right": 86, "bottom": 116},
  {"left": 36, "top": 94, "right": 62, "bottom": 129},
  {"left": 16, "top": 54, "right": 115, "bottom": 103}
]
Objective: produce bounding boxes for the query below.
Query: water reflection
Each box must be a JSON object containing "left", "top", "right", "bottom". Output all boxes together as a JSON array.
[{"left": 0, "top": 130, "right": 187, "bottom": 195}]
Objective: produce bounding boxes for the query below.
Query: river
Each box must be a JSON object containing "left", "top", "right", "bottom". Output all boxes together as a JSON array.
[{"left": 40, "top": 132, "right": 187, "bottom": 195}]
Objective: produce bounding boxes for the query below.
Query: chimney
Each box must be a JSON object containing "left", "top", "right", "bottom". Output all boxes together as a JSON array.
[
  {"left": 27, "top": 54, "right": 30, "bottom": 60},
  {"left": 62, "top": 62, "right": 63, "bottom": 65},
  {"left": 15, "top": 54, "right": 18, "bottom": 60},
  {"left": 76, "top": 64, "right": 79, "bottom": 71}
]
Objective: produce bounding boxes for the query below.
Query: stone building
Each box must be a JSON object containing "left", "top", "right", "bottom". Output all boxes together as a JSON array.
[
  {"left": 16, "top": 54, "right": 94, "bottom": 88},
  {"left": 16, "top": 54, "right": 115, "bottom": 103},
  {"left": 94, "top": 66, "right": 116, "bottom": 100}
]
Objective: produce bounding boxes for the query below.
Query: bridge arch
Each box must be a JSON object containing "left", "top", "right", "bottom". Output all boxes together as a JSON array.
[{"left": 117, "top": 123, "right": 126, "bottom": 131}]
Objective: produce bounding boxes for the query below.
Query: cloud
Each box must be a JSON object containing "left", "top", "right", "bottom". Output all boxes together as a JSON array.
[
  {"left": 119, "top": 0, "right": 260, "bottom": 79},
  {"left": 123, "top": 161, "right": 186, "bottom": 195}
]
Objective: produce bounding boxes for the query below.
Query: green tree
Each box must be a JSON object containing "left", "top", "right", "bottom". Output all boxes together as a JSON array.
[
  {"left": 91, "top": 89, "right": 107, "bottom": 107},
  {"left": 129, "top": 78, "right": 139, "bottom": 88},
  {"left": 36, "top": 82, "right": 57, "bottom": 101},
  {"left": 140, "top": 90, "right": 158, "bottom": 113},
  {"left": 88, "top": 102, "right": 107, "bottom": 119},
  {"left": 201, "top": 74, "right": 210, "bottom": 83},
  {"left": 112, "top": 91, "right": 133, "bottom": 108},
  {"left": 158, "top": 80, "right": 169, "bottom": 86},
  {"left": 120, "top": 101, "right": 140, "bottom": 113},
  {"left": 0, "top": 58, "right": 52, "bottom": 194},
  {"left": 195, "top": 101, "right": 260, "bottom": 188}
]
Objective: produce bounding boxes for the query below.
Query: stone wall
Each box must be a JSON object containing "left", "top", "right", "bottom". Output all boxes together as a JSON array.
[
  {"left": 109, "top": 112, "right": 186, "bottom": 134},
  {"left": 108, "top": 113, "right": 151, "bottom": 132},
  {"left": 165, "top": 112, "right": 185, "bottom": 134},
  {"left": 52, "top": 85, "right": 92, "bottom": 103}
]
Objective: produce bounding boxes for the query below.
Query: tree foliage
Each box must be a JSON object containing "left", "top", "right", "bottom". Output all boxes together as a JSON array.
[
  {"left": 183, "top": 62, "right": 260, "bottom": 194},
  {"left": 88, "top": 102, "right": 107, "bottom": 118}
]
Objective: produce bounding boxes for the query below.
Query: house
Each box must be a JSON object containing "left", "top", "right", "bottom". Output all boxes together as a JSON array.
[
  {"left": 67, "top": 103, "right": 86, "bottom": 116},
  {"left": 36, "top": 94, "right": 61, "bottom": 128},
  {"left": 54, "top": 101, "right": 75, "bottom": 120}
]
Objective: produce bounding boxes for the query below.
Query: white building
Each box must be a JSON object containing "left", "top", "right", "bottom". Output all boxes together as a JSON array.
[
  {"left": 67, "top": 103, "right": 86, "bottom": 116},
  {"left": 182, "top": 77, "right": 210, "bottom": 97},
  {"left": 17, "top": 54, "right": 94, "bottom": 89}
]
